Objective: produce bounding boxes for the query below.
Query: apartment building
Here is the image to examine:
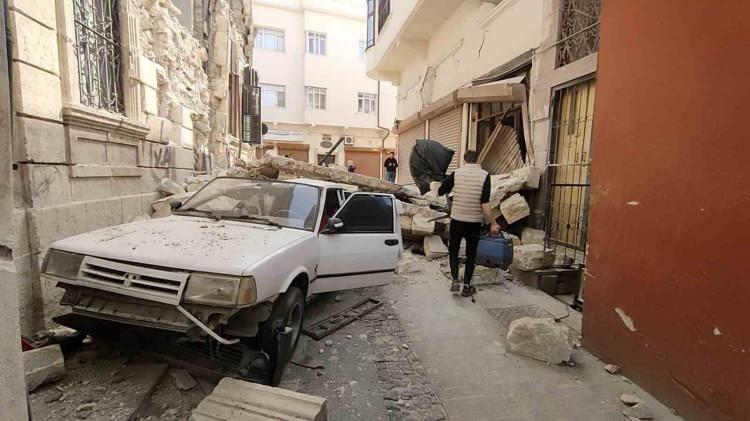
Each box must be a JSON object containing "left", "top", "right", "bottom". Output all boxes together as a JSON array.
[{"left": 252, "top": 0, "right": 397, "bottom": 179}]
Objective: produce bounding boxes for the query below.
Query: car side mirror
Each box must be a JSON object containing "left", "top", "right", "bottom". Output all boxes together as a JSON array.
[
  {"left": 321, "top": 217, "right": 344, "bottom": 234},
  {"left": 169, "top": 199, "right": 183, "bottom": 211}
]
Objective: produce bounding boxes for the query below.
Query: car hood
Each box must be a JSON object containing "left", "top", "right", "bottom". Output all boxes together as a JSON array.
[{"left": 50, "top": 216, "right": 313, "bottom": 276}]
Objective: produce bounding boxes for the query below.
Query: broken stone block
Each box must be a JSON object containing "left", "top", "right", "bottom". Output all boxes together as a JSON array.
[
  {"left": 411, "top": 215, "right": 436, "bottom": 237},
  {"left": 488, "top": 175, "right": 525, "bottom": 209},
  {"left": 171, "top": 369, "right": 197, "bottom": 391},
  {"left": 510, "top": 166, "right": 541, "bottom": 189},
  {"left": 506, "top": 233, "right": 521, "bottom": 247},
  {"left": 622, "top": 402, "right": 654, "bottom": 419},
  {"left": 512, "top": 244, "right": 546, "bottom": 271},
  {"left": 620, "top": 393, "right": 642, "bottom": 406},
  {"left": 500, "top": 193, "right": 530, "bottom": 224},
  {"left": 521, "top": 228, "right": 545, "bottom": 245},
  {"left": 604, "top": 363, "right": 621, "bottom": 374},
  {"left": 424, "top": 235, "right": 448, "bottom": 260},
  {"left": 193, "top": 377, "right": 327, "bottom": 421},
  {"left": 150, "top": 191, "right": 196, "bottom": 218},
  {"left": 158, "top": 178, "right": 186, "bottom": 196},
  {"left": 506, "top": 317, "right": 573, "bottom": 364},
  {"left": 23, "top": 344, "right": 66, "bottom": 391}
]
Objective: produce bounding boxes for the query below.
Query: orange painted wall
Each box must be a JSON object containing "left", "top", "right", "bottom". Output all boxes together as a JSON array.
[{"left": 583, "top": 1, "right": 750, "bottom": 420}]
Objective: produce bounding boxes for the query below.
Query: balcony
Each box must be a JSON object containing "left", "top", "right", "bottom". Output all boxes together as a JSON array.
[{"left": 365, "top": 0, "right": 465, "bottom": 82}]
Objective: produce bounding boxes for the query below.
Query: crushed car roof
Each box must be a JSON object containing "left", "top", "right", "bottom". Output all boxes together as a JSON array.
[{"left": 287, "top": 178, "right": 343, "bottom": 188}]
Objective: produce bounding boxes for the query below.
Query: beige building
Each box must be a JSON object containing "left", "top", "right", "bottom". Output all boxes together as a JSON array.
[
  {"left": 366, "top": 0, "right": 600, "bottom": 263},
  {"left": 2, "top": 0, "right": 256, "bottom": 341},
  {"left": 252, "top": 0, "right": 398, "bottom": 179}
]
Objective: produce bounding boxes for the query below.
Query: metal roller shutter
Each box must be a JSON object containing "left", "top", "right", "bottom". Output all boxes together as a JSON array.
[
  {"left": 428, "top": 107, "right": 463, "bottom": 172},
  {"left": 397, "top": 123, "right": 424, "bottom": 185}
]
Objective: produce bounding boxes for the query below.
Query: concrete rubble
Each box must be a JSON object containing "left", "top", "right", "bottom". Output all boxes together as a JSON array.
[
  {"left": 423, "top": 235, "right": 449, "bottom": 260},
  {"left": 23, "top": 344, "right": 66, "bottom": 392},
  {"left": 623, "top": 402, "right": 655, "bottom": 419},
  {"left": 500, "top": 193, "right": 531, "bottom": 224},
  {"left": 505, "top": 317, "right": 573, "bottom": 364},
  {"left": 193, "top": 377, "right": 327, "bottom": 421}
]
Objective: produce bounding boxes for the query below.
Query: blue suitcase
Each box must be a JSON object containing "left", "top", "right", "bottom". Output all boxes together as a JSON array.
[{"left": 475, "top": 235, "right": 514, "bottom": 269}]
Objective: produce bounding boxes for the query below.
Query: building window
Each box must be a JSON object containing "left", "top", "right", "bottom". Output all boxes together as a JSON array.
[
  {"left": 557, "top": 0, "right": 601, "bottom": 67},
  {"left": 73, "top": 0, "right": 124, "bottom": 114},
  {"left": 366, "top": 0, "right": 375, "bottom": 47},
  {"left": 358, "top": 40, "right": 366, "bottom": 62},
  {"left": 358, "top": 93, "right": 377, "bottom": 114},
  {"left": 254, "top": 27, "right": 285, "bottom": 52},
  {"left": 306, "top": 87, "right": 327, "bottom": 110},
  {"left": 306, "top": 31, "right": 327, "bottom": 55},
  {"left": 228, "top": 43, "right": 241, "bottom": 137},
  {"left": 377, "top": 0, "right": 390, "bottom": 32},
  {"left": 260, "top": 84, "right": 286, "bottom": 108}
]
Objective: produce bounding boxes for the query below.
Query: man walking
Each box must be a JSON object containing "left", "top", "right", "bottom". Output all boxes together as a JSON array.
[
  {"left": 436, "top": 151, "right": 500, "bottom": 296},
  {"left": 384, "top": 152, "right": 398, "bottom": 183}
]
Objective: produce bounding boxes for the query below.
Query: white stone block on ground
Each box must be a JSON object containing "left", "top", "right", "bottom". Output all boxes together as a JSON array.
[
  {"left": 506, "top": 317, "right": 573, "bottom": 364},
  {"left": 521, "top": 228, "right": 545, "bottom": 245},
  {"left": 23, "top": 344, "right": 65, "bottom": 391},
  {"left": 500, "top": 193, "right": 530, "bottom": 224},
  {"left": 193, "top": 377, "right": 327, "bottom": 421},
  {"left": 158, "top": 178, "right": 186, "bottom": 196},
  {"left": 511, "top": 166, "right": 542, "bottom": 189},
  {"left": 411, "top": 214, "right": 436, "bottom": 237},
  {"left": 424, "top": 235, "right": 449, "bottom": 260},
  {"left": 512, "top": 244, "right": 545, "bottom": 270}
]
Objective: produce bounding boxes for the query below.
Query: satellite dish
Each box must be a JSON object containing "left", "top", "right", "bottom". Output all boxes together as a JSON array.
[{"left": 320, "top": 141, "right": 333, "bottom": 148}]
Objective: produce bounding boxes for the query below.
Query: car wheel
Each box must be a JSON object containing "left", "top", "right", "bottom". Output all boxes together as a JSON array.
[{"left": 261, "top": 287, "right": 305, "bottom": 362}]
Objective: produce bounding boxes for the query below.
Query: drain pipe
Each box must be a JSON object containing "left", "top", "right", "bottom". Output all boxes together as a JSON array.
[{"left": 377, "top": 81, "right": 391, "bottom": 180}]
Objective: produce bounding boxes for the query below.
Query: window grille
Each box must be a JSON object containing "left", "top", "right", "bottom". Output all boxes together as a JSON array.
[
  {"left": 306, "top": 87, "right": 327, "bottom": 110},
  {"left": 73, "top": 0, "right": 124, "bottom": 114},
  {"left": 306, "top": 32, "right": 327, "bottom": 55},
  {"left": 358, "top": 93, "right": 377, "bottom": 114},
  {"left": 557, "top": 0, "right": 601, "bottom": 67},
  {"left": 254, "top": 27, "right": 285, "bottom": 52}
]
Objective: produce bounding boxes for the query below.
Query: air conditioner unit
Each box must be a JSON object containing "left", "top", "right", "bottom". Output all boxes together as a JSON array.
[{"left": 343, "top": 136, "right": 355, "bottom": 145}]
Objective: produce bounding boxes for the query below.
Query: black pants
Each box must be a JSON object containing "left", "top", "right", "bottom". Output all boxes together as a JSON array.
[{"left": 448, "top": 219, "right": 481, "bottom": 285}]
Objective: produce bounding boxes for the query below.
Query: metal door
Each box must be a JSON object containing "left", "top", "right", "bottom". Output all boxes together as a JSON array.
[
  {"left": 397, "top": 123, "right": 424, "bottom": 185},
  {"left": 428, "top": 107, "right": 462, "bottom": 172},
  {"left": 544, "top": 78, "right": 596, "bottom": 267}
]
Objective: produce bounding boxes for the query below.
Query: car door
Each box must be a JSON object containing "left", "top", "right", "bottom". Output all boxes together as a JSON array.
[{"left": 311, "top": 192, "right": 402, "bottom": 294}]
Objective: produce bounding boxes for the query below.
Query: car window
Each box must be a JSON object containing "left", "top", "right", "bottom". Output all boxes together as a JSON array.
[{"left": 336, "top": 194, "right": 393, "bottom": 233}]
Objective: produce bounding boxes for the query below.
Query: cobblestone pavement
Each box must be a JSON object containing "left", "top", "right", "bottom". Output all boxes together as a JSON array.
[{"left": 280, "top": 286, "right": 448, "bottom": 420}]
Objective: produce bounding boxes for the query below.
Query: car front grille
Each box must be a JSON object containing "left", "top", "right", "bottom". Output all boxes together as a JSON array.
[{"left": 77, "top": 256, "right": 189, "bottom": 305}]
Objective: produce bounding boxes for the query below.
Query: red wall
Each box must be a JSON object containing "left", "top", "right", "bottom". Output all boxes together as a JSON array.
[{"left": 583, "top": 2, "right": 750, "bottom": 420}]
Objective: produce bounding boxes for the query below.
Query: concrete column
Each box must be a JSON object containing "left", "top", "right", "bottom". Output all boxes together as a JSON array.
[{"left": 0, "top": 4, "right": 30, "bottom": 419}]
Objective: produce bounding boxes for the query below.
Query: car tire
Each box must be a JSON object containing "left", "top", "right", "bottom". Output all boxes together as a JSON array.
[{"left": 261, "top": 287, "right": 305, "bottom": 363}]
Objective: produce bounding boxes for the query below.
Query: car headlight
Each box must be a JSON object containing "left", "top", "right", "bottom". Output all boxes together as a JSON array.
[
  {"left": 43, "top": 249, "right": 85, "bottom": 280},
  {"left": 183, "top": 273, "right": 257, "bottom": 306}
]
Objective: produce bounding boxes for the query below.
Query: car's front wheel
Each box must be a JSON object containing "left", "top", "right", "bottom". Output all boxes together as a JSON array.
[{"left": 261, "top": 287, "right": 305, "bottom": 367}]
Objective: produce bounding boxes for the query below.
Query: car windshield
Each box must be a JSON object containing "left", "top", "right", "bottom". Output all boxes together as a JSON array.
[{"left": 176, "top": 178, "right": 321, "bottom": 231}]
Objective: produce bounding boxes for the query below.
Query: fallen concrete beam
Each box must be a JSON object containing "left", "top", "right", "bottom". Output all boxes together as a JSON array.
[
  {"left": 193, "top": 377, "right": 327, "bottom": 421},
  {"left": 247, "top": 155, "right": 401, "bottom": 194},
  {"left": 23, "top": 344, "right": 65, "bottom": 392}
]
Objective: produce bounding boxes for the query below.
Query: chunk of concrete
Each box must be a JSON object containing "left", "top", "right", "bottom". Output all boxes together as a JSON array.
[
  {"left": 488, "top": 175, "right": 525, "bottom": 209},
  {"left": 158, "top": 178, "right": 186, "bottom": 196},
  {"left": 510, "top": 166, "right": 542, "bottom": 189},
  {"left": 620, "top": 393, "right": 642, "bottom": 406},
  {"left": 521, "top": 228, "right": 545, "bottom": 246},
  {"left": 506, "top": 317, "right": 573, "bottom": 364},
  {"left": 193, "top": 377, "right": 327, "bottom": 421},
  {"left": 424, "top": 235, "right": 448, "bottom": 260},
  {"left": 170, "top": 369, "right": 197, "bottom": 391},
  {"left": 23, "top": 344, "right": 65, "bottom": 391},
  {"left": 622, "top": 402, "right": 654, "bottom": 419},
  {"left": 411, "top": 214, "right": 436, "bottom": 237},
  {"left": 500, "top": 193, "right": 530, "bottom": 224},
  {"left": 604, "top": 364, "right": 621, "bottom": 374},
  {"left": 150, "top": 191, "right": 196, "bottom": 218},
  {"left": 512, "top": 244, "right": 545, "bottom": 270}
]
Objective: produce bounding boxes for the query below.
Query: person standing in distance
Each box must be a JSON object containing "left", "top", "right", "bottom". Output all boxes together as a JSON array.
[
  {"left": 435, "top": 151, "right": 500, "bottom": 296},
  {"left": 384, "top": 152, "right": 398, "bottom": 183}
]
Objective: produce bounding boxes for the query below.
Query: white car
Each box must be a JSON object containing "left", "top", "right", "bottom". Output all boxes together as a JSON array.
[{"left": 42, "top": 177, "right": 402, "bottom": 376}]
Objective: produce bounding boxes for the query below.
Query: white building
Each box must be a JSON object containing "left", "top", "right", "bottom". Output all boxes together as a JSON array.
[{"left": 252, "top": 0, "right": 398, "bottom": 179}]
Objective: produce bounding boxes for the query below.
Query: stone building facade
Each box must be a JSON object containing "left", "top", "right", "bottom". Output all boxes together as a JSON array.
[{"left": 4, "top": 0, "right": 254, "bottom": 334}]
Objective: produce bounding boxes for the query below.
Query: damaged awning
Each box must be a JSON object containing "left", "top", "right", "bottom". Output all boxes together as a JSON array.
[{"left": 457, "top": 76, "right": 527, "bottom": 104}]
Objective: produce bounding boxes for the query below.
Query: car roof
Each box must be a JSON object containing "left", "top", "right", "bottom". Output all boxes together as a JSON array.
[{"left": 286, "top": 178, "right": 343, "bottom": 188}]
